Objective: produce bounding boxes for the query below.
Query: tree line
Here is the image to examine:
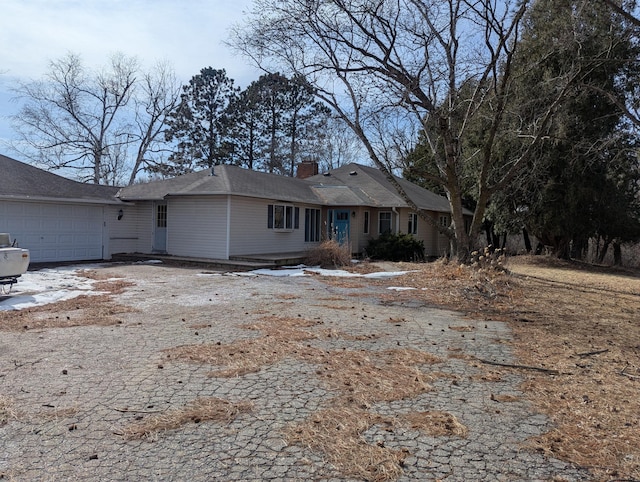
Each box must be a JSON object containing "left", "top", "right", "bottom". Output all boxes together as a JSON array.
[{"left": 10, "top": 57, "right": 354, "bottom": 185}]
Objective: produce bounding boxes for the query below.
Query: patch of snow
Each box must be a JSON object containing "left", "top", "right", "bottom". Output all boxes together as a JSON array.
[
  {"left": 0, "top": 266, "right": 101, "bottom": 311},
  {"left": 387, "top": 286, "right": 417, "bottom": 291},
  {"left": 134, "top": 259, "right": 163, "bottom": 265},
  {"left": 240, "top": 266, "right": 414, "bottom": 279}
]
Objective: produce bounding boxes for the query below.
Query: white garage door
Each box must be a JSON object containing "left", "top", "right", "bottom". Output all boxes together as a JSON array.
[{"left": 0, "top": 200, "right": 104, "bottom": 263}]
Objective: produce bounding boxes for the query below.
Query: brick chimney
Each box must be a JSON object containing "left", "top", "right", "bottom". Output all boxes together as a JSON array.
[{"left": 296, "top": 160, "right": 319, "bottom": 179}]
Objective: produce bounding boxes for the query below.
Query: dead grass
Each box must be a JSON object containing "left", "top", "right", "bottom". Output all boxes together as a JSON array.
[
  {"left": 118, "top": 397, "right": 252, "bottom": 441},
  {"left": 304, "top": 239, "right": 352, "bottom": 268},
  {"left": 359, "top": 256, "right": 640, "bottom": 481}
]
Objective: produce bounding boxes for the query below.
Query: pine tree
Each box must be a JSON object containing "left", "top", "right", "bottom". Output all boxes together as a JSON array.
[{"left": 161, "top": 68, "right": 239, "bottom": 176}]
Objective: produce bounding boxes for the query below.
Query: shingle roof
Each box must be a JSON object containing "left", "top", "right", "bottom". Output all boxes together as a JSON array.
[
  {"left": 117, "top": 162, "right": 463, "bottom": 214},
  {"left": 118, "top": 165, "right": 322, "bottom": 203},
  {"left": 308, "top": 163, "right": 462, "bottom": 213},
  {"left": 0, "top": 154, "right": 120, "bottom": 203}
]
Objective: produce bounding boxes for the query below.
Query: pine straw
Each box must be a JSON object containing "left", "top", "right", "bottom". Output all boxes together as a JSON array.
[
  {"left": 164, "top": 313, "right": 450, "bottom": 480},
  {"left": 0, "top": 395, "right": 18, "bottom": 425},
  {"left": 313, "top": 348, "right": 440, "bottom": 407},
  {"left": 0, "top": 295, "right": 134, "bottom": 331},
  {"left": 283, "top": 407, "right": 468, "bottom": 482},
  {"left": 0, "top": 269, "right": 134, "bottom": 331},
  {"left": 403, "top": 410, "right": 468, "bottom": 437},
  {"left": 118, "top": 397, "right": 252, "bottom": 441},
  {"left": 283, "top": 407, "right": 407, "bottom": 482},
  {"left": 353, "top": 256, "right": 640, "bottom": 481}
]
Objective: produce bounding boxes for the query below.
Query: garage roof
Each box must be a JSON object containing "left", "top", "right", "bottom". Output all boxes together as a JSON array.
[{"left": 0, "top": 154, "right": 120, "bottom": 203}]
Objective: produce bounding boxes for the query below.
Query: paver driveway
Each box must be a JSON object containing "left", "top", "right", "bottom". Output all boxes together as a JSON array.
[{"left": 0, "top": 263, "right": 589, "bottom": 481}]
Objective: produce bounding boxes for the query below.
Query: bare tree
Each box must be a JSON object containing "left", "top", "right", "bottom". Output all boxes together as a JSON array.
[
  {"left": 128, "top": 61, "right": 181, "bottom": 185},
  {"left": 231, "top": 0, "right": 580, "bottom": 260},
  {"left": 11, "top": 53, "right": 179, "bottom": 185}
]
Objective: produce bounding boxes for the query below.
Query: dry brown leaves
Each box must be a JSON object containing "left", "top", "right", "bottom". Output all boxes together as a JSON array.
[{"left": 118, "top": 397, "right": 253, "bottom": 441}]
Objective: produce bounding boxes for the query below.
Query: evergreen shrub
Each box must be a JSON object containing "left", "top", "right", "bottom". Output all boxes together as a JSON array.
[{"left": 366, "top": 233, "right": 425, "bottom": 262}]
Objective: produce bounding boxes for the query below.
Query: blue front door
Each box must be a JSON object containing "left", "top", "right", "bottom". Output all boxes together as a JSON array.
[{"left": 331, "top": 209, "right": 350, "bottom": 245}]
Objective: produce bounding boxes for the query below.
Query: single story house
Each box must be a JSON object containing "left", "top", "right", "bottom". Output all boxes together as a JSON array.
[
  {"left": 1, "top": 154, "right": 467, "bottom": 263},
  {"left": 115, "top": 161, "right": 465, "bottom": 260}
]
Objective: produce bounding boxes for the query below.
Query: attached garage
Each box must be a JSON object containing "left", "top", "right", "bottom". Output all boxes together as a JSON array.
[
  {"left": 0, "top": 154, "right": 121, "bottom": 263},
  {"left": 0, "top": 200, "right": 106, "bottom": 262}
]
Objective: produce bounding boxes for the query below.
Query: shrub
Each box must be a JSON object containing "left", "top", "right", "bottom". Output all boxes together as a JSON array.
[
  {"left": 305, "top": 240, "right": 352, "bottom": 268},
  {"left": 366, "top": 233, "right": 425, "bottom": 262},
  {"left": 469, "top": 246, "right": 507, "bottom": 272}
]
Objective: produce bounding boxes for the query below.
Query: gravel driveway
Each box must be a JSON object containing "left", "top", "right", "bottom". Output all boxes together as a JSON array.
[{"left": 0, "top": 263, "right": 589, "bottom": 481}]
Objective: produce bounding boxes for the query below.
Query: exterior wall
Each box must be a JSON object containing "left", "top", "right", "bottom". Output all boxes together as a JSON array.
[
  {"left": 350, "top": 206, "right": 451, "bottom": 258},
  {"left": 229, "top": 196, "right": 321, "bottom": 256},
  {"left": 106, "top": 202, "right": 153, "bottom": 255},
  {"left": 167, "top": 196, "right": 228, "bottom": 259},
  {"left": 107, "top": 204, "right": 145, "bottom": 256}
]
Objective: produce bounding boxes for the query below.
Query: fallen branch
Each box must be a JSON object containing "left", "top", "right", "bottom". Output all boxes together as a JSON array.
[
  {"left": 576, "top": 349, "right": 609, "bottom": 358},
  {"left": 620, "top": 364, "right": 640, "bottom": 380},
  {"left": 103, "top": 404, "right": 162, "bottom": 414},
  {"left": 478, "top": 359, "right": 559, "bottom": 375}
]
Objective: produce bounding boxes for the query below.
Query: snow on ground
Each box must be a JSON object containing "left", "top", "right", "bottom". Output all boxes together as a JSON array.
[
  {"left": 0, "top": 262, "right": 411, "bottom": 311},
  {"left": 237, "top": 266, "right": 414, "bottom": 278},
  {"left": 0, "top": 265, "right": 104, "bottom": 311}
]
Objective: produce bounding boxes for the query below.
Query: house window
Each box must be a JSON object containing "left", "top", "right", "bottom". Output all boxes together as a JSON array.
[
  {"left": 363, "top": 211, "right": 370, "bottom": 234},
  {"left": 156, "top": 204, "right": 167, "bottom": 228},
  {"left": 379, "top": 211, "right": 392, "bottom": 234},
  {"left": 305, "top": 208, "right": 321, "bottom": 242},
  {"left": 268, "top": 204, "right": 296, "bottom": 230},
  {"left": 439, "top": 215, "right": 449, "bottom": 228},
  {"left": 408, "top": 213, "right": 418, "bottom": 235}
]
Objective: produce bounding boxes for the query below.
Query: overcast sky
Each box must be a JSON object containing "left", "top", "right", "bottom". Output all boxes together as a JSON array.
[{"left": 0, "top": 0, "right": 260, "bottom": 148}]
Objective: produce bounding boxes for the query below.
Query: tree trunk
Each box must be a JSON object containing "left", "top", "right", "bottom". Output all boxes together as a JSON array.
[
  {"left": 598, "top": 239, "right": 611, "bottom": 263},
  {"left": 613, "top": 241, "right": 623, "bottom": 266},
  {"left": 522, "top": 227, "right": 532, "bottom": 253}
]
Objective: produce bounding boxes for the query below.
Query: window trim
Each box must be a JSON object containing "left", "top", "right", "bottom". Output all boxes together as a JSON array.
[
  {"left": 268, "top": 203, "right": 297, "bottom": 232},
  {"left": 304, "top": 208, "right": 321, "bottom": 242},
  {"left": 408, "top": 212, "right": 418, "bottom": 235},
  {"left": 363, "top": 210, "right": 370, "bottom": 234},
  {"left": 379, "top": 211, "right": 392, "bottom": 234}
]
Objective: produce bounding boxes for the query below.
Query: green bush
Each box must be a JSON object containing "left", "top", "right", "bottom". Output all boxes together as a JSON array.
[{"left": 366, "top": 232, "right": 425, "bottom": 262}]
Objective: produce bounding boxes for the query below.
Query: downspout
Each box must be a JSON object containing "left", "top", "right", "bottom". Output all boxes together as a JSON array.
[
  {"left": 225, "top": 195, "right": 231, "bottom": 260},
  {"left": 392, "top": 207, "right": 400, "bottom": 234}
]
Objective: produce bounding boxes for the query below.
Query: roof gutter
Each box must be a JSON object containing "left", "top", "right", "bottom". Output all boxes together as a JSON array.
[{"left": 0, "top": 194, "right": 123, "bottom": 205}]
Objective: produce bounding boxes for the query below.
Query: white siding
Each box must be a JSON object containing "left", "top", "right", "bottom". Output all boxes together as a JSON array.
[
  {"left": 167, "top": 196, "right": 228, "bottom": 259},
  {"left": 229, "top": 196, "right": 318, "bottom": 256},
  {"left": 106, "top": 204, "right": 150, "bottom": 256},
  {"left": 0, "top": 199, "right": 105, "bottom": 262}
]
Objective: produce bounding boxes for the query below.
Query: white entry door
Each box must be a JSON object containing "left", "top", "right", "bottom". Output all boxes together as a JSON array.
[{"left": 153, "top": 202, "right": 167, "bottom": 253}]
